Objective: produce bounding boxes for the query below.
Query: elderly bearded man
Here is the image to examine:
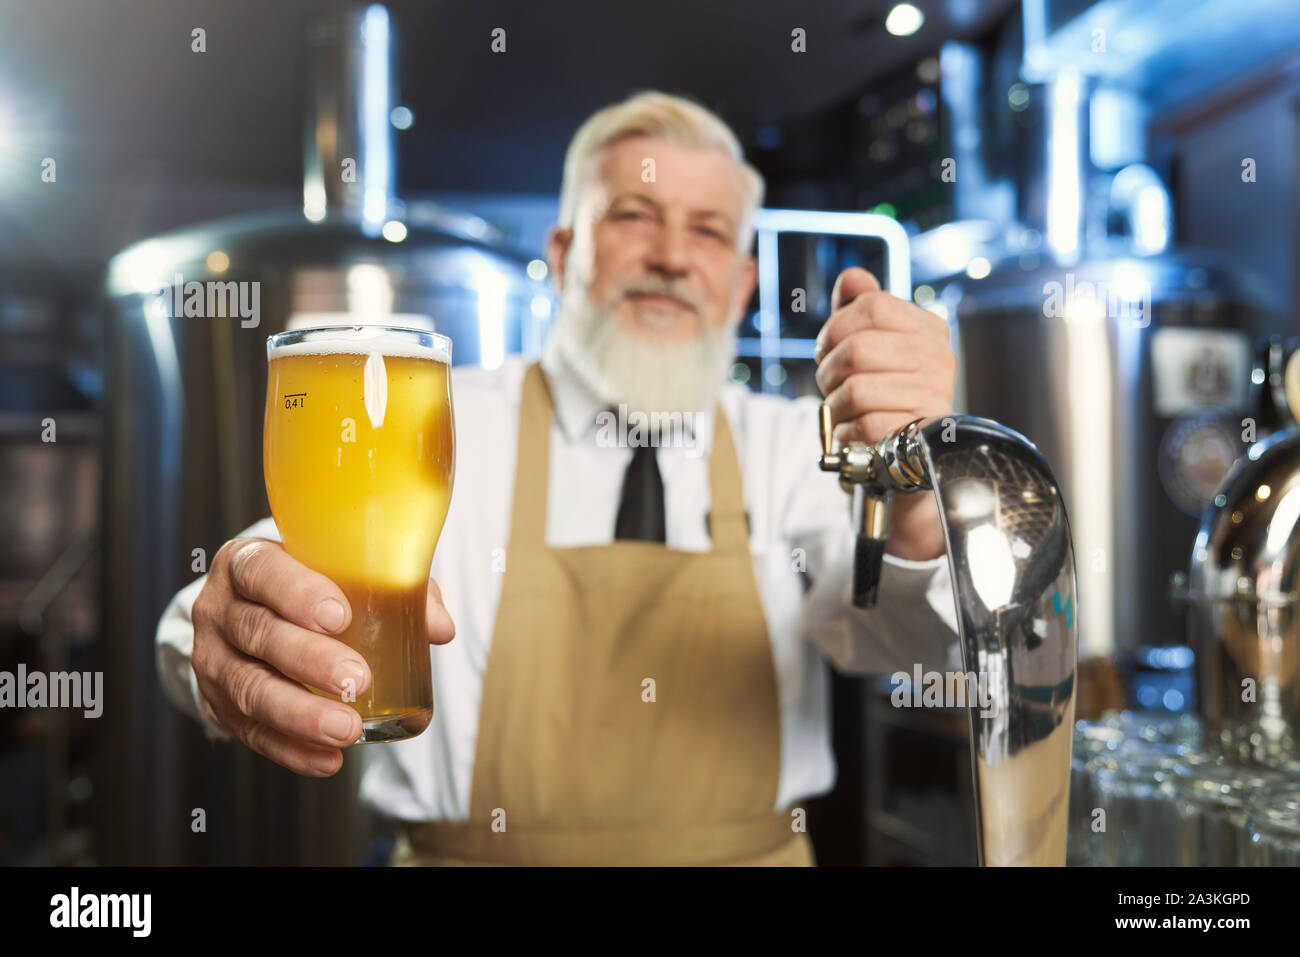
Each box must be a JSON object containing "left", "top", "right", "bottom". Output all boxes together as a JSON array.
[{"left": 156, "top": 89, "right": 961, "bottom": 867}]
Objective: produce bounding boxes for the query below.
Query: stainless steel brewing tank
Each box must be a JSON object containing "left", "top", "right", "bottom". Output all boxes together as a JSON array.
[
  {"left": 101, "top": 206, "right": 544, "bottom": 864},
  {"left": 948, "top": 247, "right": 1266, "bottom": 663}
]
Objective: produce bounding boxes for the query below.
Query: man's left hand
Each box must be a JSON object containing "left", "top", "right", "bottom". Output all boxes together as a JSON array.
[{"left": 813, "top": 266, "right": 956, "bottom": 562}]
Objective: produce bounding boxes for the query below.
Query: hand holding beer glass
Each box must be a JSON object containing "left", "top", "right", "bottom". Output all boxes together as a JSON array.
[{"left": 263, "top": 325, "right": 454, "bottom": 743}]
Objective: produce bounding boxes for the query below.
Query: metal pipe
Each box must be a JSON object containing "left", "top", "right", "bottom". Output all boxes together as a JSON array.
[{"left": 302, "top": 4, "right": 394, "bottom": 234}]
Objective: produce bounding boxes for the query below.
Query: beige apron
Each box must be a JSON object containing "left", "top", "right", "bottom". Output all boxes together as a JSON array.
[{"left": 393, "top": 362, "right": 814, "bottom": 866}]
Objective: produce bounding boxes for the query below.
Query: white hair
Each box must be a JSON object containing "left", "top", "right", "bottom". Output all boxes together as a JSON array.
[{"left": 556, "top": 89, "right": 765, "bottom": 253}]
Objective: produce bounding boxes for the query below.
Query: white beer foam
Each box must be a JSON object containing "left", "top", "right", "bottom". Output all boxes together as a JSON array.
[
  {"left": 268, "top": 325, "right": 451, "bottom": 363},
  {"left": 363, "top": 351, "right": 387, "bottom": 430}
]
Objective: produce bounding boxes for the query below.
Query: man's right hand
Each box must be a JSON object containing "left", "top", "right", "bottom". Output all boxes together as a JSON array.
[{"left": 190, "top": 537, "right": 455, "bottom": 777}]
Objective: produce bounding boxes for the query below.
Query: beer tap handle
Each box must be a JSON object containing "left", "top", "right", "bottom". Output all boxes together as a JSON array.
[{"left": 817, "top": 403, "right": 839, "bottom": 469}]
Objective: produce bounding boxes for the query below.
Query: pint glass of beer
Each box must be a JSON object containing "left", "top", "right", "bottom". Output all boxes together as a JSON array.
[{"left": 263, "top": 325, "right": 454, "bottom": 743}]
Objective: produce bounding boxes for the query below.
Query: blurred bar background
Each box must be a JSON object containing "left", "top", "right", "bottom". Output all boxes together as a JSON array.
[{"left": 1, "top": 0, "right": 1298, "bottom": 865}]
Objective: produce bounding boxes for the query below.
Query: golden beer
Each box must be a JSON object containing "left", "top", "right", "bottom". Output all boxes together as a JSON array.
[{"left": 263, "top": 326, "right": 454, "bottom": 742}]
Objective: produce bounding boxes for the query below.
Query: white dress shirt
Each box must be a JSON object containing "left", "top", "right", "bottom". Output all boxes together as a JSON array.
[{"left": 156, "top": 334, "right": 963, "bottom": 820}]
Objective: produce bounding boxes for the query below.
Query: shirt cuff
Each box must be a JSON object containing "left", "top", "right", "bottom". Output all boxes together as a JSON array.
[
  {"left": 156, "top": 574, "right": 235, "bottom": 743},
  {"left": 879, "top": 552, "right": 964, "bottom": 672},
  {"left": 189, "top": 661, "right": 234, "bottom": 743},
  {"left": 882, "top": 551, "right": 949, "bottom": 571}
]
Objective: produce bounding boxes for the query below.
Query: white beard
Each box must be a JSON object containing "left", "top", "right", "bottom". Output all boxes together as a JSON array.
[{"left": 550, "top": 277, "right": 737, "bottom": 415}]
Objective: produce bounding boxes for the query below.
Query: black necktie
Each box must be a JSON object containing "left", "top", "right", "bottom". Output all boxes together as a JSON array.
[{"left": 614, "top": 443, "right": 666, "bottom": 542}]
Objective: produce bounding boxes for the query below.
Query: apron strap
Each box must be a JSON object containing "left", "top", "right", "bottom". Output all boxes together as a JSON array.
[
  {"left": 704, "top": 407, "right": 751, "bottom": 553},
  {"left": 510, "top": 362, "right": 751, "bottom": 553},
  {"left": 511, "top": 361, "right": 554, "bottom": 544}
]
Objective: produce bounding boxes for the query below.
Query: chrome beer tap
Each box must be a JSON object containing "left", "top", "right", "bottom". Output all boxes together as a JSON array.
[{"left": 816, "top": 403, "right": 1082, "bottom": 866}]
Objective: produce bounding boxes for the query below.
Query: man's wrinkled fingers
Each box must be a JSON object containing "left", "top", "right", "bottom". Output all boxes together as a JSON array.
[
  {"left": 217, "top": 537, "right": 353, "bottom": 637},
  {"left": 830, "top": 266, "right": 881, "bottom": 312},
  {"left": 207, "top": 634, "right": 365, "bottom": 749},
  {"left": 219, "top": 596, "right": 372, "bottom": 698},
  {"left": 223, "top": 707, "right": 345, "bottom": 778},
  {"left": 814, "top": 329, "right": 919, "bottom": 396}
]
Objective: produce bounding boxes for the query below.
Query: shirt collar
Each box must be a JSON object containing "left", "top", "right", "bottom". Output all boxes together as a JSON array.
[{"left": 538, "top": 334, "right": 717, "bottom": 456}]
